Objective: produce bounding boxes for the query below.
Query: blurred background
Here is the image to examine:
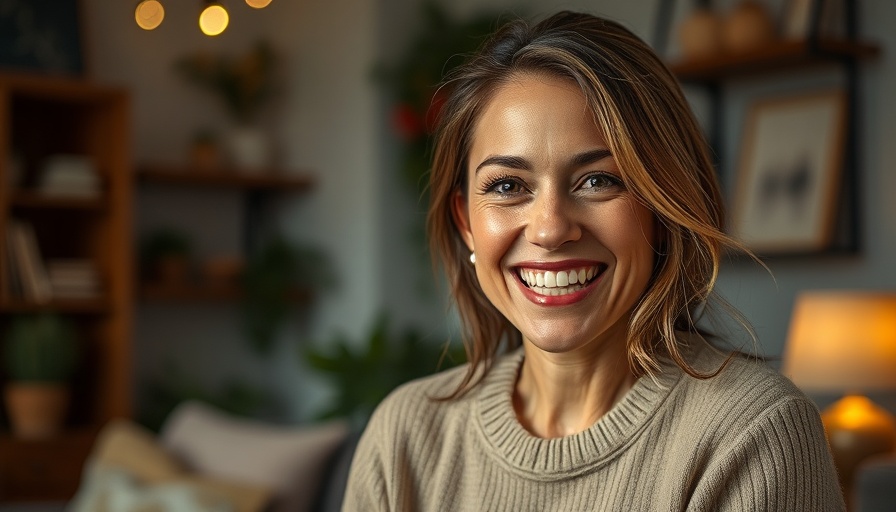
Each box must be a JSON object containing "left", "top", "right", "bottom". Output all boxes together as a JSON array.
[{"left": 0, "top": 0, "right": 894, "bottom": 509}]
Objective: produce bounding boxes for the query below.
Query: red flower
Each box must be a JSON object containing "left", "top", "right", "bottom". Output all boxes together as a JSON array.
[{"left": 392, "top": 103, "right": 425, "bottom": 142}]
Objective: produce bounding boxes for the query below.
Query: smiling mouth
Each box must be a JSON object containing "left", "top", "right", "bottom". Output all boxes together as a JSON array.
[{"left": 515, "top": 265, "right": 605, "bottom": 296}]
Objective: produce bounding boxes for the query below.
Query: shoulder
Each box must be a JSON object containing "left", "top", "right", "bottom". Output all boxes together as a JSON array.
[{"left": 672, "top": 341, "right": 822, "bottom": 437}]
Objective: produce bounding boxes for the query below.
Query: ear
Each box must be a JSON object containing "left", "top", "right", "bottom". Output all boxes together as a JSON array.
[{"left": 451, "top": 190, "right": 475, "bottom": 253}]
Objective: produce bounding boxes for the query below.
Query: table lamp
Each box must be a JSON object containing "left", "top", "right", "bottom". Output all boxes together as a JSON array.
[{"left": 782, "top": 291, "right": 896, "bottom": 501}]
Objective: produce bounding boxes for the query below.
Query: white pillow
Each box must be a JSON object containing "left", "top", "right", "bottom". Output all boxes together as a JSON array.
[{"left": 160, "top": 401, "right": 349, "bottom": 512}]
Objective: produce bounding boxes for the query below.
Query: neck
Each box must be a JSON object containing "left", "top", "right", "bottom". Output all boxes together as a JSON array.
[{"left": 513, "top": 334, "right": 636, "bottom": 439}]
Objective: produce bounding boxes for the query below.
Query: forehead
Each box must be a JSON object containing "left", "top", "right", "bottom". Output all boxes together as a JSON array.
[{"left": 468, "top": 72, "right": 607, "bottom": 157}]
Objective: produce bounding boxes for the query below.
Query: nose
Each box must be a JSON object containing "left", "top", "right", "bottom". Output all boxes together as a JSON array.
[{"left": 524, "top": 190, "right": 582, "bottom": 251}]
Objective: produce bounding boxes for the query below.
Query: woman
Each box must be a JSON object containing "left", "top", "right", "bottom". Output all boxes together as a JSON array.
[{"left": 343, "top": 11, "right": 843, "bottom": 511}]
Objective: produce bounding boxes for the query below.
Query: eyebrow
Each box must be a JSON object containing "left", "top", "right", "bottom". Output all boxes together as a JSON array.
[{"left": 474, "top": 148, "right": 613, "bottom": 173}]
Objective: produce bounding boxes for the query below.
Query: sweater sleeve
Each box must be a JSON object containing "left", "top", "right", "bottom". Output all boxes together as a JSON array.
[
  {"left": 689, "top": 397, "right": 845, "bottom": 512},
  {"left": 341, "top": 415, "right": 390, "bottom": 511}
]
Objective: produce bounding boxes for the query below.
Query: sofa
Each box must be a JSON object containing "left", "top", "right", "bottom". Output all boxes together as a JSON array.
[
  {"left": 854, "top": 453, "right": 896, "bottom": 512},
  {"left": 56, "top": 401, "right": 361, "bottom": 512}
]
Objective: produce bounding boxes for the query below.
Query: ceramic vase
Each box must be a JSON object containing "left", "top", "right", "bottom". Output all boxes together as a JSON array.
[
  {"left": 723, "top": 0, "right": 777, "bottom": 53},
  {"left": 228, "top": 126, "right": 271, "bottom": 171},
  {"left": 678, "top": 7, "right": 724, "bottom": 61}
]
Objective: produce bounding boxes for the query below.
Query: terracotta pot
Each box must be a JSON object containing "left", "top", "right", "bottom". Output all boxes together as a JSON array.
[
  {"left": 4, "top": 383, "right": 70, "bottom": 439},
  {"left": 202, "top": 255, "right": 245, "bottom": 284},
  {"left": 190, "top": 141, "right": 222, "bottom": 169},
  {"left": 723, "top": 0, "right": 777, "bottom": 54},
  {"left": 678, "top": 7, "right": 724, "bottom": 61}
]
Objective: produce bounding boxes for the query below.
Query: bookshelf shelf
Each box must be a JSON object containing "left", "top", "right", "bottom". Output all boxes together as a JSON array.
[
  {"left": 9, "top": 192, "right": 105, "bottom": 211},
  {"left": 0, "top": 298, "right": 109, "bottom": 314}
]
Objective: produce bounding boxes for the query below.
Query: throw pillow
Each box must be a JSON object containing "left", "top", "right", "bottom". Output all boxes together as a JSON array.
[
  {"left": 160, "top": 401, "right": 350, "bottom": 512},
  {"left": 69, "top": 419, "right": 271, "bottom": 512}
]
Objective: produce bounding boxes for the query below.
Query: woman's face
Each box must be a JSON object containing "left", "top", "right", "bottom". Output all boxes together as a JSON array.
[{"left": 452, "top": 73, "right": 656, "bottom": 356}]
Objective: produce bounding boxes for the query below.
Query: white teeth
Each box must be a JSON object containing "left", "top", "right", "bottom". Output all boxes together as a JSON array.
[
  {"left": 556, "top": 271, "right": 568, "bottom": 287},
  {"left": 518, "top": 266, "right": 601, "bottom": 293}
]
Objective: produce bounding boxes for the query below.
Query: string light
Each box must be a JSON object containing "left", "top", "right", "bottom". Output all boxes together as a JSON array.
[
  {"left": 135, "top": 0, "right": 165, "bottom": 30},
  {"left": 134, "top": 0, "right": 272, "bottom": 35},
  {"left": 199, "top": 1, "right": 229, "bottom": 36}
]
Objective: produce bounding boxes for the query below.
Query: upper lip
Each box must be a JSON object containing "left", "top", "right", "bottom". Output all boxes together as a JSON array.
[{"left": 512, "top": 259, "right": 602, "bottom": 271}]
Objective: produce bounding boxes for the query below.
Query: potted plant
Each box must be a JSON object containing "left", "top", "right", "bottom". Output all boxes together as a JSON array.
[
  {"left": 2, "top": 313, "right": 79, "bottom": 439},
  {"left": 175, "top": 40, "right": 279, "bottom": 169},
  {"left": 140, "top": 227, "right": 192, "bottom": 285},
  {"left": 304, "top": 314, "right": 465, "bottom": 427},
  {"left": 241, "top": 237, "right": 334, "bottom": 354}
]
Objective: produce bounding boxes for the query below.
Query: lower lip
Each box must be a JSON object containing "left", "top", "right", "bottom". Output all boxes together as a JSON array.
[{"left": 516, "top": 272, "right": 602, "bottom": 306}]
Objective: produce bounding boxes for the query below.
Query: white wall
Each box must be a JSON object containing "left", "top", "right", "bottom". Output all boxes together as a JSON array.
[
  {"left": 80, "top": 0, "right": 896, "bottom": 421},
  {"left": 83, "top": 0, "right": 382, "bottom": 421}
]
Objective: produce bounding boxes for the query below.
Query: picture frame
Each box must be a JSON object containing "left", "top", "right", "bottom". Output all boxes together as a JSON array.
[
  {"left": 782, "top": 0, "right": 845, "bottom": 41},
  {"left": 0, "top": 0, "right": 85, "bottom": 76},
  {"left": 731, "top": 90, "right": 847, "bottom": 255}
]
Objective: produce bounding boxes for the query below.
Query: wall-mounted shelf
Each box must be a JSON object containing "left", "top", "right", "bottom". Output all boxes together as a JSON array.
[
  {"left": 140, "top": 282, "right": 311, "bottom": 303},
  {"left": 669, "top": 38, "right": 880, "bottom": 83},
  {"left": 136, "top": 162, "right": 317, "bottom": 297},
  {"left": 655, "top": 0, "right": 880, "bottom": 256},
  {"left": 138, "top": 163, "right": 315, "bottom": 191}
]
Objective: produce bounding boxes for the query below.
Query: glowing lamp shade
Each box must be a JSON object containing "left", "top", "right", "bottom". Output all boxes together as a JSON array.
[
  {"left": 199, "top": 3, "right": 229, "bottom": 36},
  {"left": 135, "top": 0, "right": 165, "bottom": 30},
  {"left": 245, "top": 0, "right": 272, "bottom": 8},
  {"left": 783, "top": 291, "right": 896, "bottom": 502},
  {"left": 783, "top": 291, "right": 896, "bottom": 393}
]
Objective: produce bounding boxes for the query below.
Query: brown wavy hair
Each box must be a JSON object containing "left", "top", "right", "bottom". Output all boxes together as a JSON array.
[{"left": 427, "top": 11, "right": 753, "bottom": 398}]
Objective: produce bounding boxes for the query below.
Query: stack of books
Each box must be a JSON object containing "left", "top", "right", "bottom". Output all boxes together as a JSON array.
[
  {"left": 46, "top": 259, "right": 101, "bottom": 300},
  {"left": 37, "top": 154, "right": 101, "bottom": 199},
  {"left": 4, "top": 220, "right": 52, "bottom": 303},
  {"left": 3, "top": 220, "right": 102, "bottom": 302}
]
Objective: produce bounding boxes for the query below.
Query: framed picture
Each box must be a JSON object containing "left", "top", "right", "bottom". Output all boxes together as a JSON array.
[
  {"left": 731, "top": 90, "right": 847, "bottom": 255},
  {"left": 783, "top": 0, "right": 845, "bottom": 40},
  {"left": 0, "top": 0, "right": 85, "bottom": 76}
]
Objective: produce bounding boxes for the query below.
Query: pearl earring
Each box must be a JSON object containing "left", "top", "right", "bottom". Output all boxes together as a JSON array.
[{"left": 469, "top": 252, "right": 476, "bottom": 264}]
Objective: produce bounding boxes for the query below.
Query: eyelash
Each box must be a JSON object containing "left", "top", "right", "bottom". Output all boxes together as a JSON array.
[
  {"left": 578, "top": 172, "right": 624, "bottom": 191},
  {"left": 479, "top": 174, "right": 526, "bottom": 196},
  {"left": 477, "top": 171, "right": 624, "bottom": 197}
]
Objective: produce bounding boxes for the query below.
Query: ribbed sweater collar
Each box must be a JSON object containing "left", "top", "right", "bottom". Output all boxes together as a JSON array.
[{"left": 475, "top": 348, "right": 683, "bottom": 480}]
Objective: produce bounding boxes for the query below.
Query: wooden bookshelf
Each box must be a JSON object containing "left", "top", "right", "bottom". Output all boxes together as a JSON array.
[{"left": 0, "top": 73, "right": 132, "bottom": 502}]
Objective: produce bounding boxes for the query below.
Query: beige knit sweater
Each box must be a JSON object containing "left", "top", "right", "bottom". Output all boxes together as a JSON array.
[{"left": 343, "top": 342, "right": 844, "bottom": 511}]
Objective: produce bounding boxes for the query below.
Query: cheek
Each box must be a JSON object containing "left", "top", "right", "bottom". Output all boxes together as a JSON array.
[
  {"left": 470, "top": 207, "right": 522, "bottom": 257},
  {"left": 606, "top": 203, "right": 657, "bottom": 268}
]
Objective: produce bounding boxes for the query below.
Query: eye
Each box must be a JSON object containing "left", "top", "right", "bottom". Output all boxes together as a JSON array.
[
  {"left": 479, "top": 175, "right": 527, "bottom": 196},
  {"left": 578, "top": 172, "right": 623, "bottom": 191}
]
